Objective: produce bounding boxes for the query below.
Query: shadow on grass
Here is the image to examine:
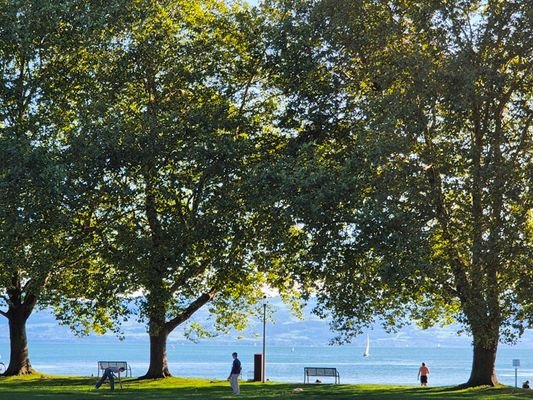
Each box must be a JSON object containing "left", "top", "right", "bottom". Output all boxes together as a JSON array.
[
  {"left": 2, "top": 378, "right": 533, "bottom": 400},
  {"left": 329, "top": 385, "right": 533, "bottom": 400}
]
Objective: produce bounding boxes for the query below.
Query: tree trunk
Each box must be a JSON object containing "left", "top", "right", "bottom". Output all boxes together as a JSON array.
[
  {"left": 4, "top": 305, "right": 33, "bottom": 375},
  {"left": 138, "top": 290, "right": 216, "bottom": 379},
  {"left": 140, "top": 314, "right": 171, "bottom": 379},
  {"left": 463, "top": 343, "right": 499, "bottom": 387},
  {"left": 462, "top": 332, "right": 500, "bottom": 387}
]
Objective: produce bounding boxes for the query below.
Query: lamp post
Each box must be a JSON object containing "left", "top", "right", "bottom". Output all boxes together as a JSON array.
[{"left": 262, "top": 296, "right": 267, "bottom": 383}]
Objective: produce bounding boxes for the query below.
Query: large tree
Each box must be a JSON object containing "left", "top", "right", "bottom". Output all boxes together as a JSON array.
[
  {"left": 0, "top": 0, "right": 126, "bottom": 375},
  {"left": 263, "top": 0, "right": 532, "bottom": 387},
  {"left": 0, "top": 0, "right": 83, "bottom": 375},
  {"left": 68, "top": 0, "right": 282, "bottom": 378}
]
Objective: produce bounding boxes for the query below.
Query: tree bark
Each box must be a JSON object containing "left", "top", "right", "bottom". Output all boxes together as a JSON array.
[
  {"left": 141, "top": 325, "right": 171, "bottom": 379},
  {"left": 3, "top": 303, "right": 34, "bottom": 376},
  {"left": 139, "top": 290, "right": 217, "bottom": 379},
  {"left": 458, "top": 316, "right": 501, "bottom": 388},
  {"left": 463, "top": 341, "right": 500, "bottom": 387}
]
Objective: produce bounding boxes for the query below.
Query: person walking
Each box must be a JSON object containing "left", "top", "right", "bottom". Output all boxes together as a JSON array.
[
  {"left": 95, "top": 366, "right": 125, "bottom": 390},
  {"left": 418, "top": 362, "right": 430, "bottom": 386},
  {"left": 227, "top": 352, "right": 242, "bottom": 395}
]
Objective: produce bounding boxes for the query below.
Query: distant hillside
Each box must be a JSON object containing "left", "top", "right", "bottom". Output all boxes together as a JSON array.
[{"left": 1, "top": 296, "right": 533, "bottom": 350}]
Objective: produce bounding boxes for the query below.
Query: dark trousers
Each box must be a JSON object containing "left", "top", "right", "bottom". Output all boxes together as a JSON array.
[{"left": 95, "top": 368, "right": 116, "bottom": 390}]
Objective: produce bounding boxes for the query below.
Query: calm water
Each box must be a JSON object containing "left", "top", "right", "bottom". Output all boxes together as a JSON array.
[{"left": 1, "top": 341, "right": 532, "bottom": 387}]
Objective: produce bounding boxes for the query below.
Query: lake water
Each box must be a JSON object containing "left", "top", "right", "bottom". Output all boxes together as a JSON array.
[{"left": 1, "top": 340, "right": 532, "bottom": 387}]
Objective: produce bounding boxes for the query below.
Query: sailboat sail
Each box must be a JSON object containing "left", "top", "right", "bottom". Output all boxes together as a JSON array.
[{"left": 363, "top": 335, "right": 370, "bottom": 357}]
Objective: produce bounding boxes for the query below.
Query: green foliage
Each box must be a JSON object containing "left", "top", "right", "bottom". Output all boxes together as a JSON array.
[
  {"left": 48, "top": 0, "right": 296, "bottom": 377},
  {"left": 262, "top": 0, "right": 532, "bottom": 383},
  {"left": 1, "top": 0, "right": 529, "bottom": 385},
  {"left": 0, "top": 0, "right": 120, "bottom": 330}
]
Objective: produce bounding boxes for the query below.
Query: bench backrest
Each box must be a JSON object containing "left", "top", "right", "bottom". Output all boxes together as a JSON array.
[
  {"left": 98, "top": 361, "right": 128, "bottom": 370},
  {"left": 304, "top": 367, "right": 338, "bottom": 377}
]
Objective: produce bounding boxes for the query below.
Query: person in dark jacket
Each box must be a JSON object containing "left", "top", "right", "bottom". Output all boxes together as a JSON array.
[{"left": 227, "top": 352, "right": 242, "bottom": 394}]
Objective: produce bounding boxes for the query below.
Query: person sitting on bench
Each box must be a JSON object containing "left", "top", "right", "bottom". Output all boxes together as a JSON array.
[{"left": 95, "top": 366, "right": 125, "bottom": 390}]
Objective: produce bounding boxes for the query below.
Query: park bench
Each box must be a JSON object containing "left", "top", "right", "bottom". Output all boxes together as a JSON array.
[
  {"left": 304, "top": 367, "right": 340, "bottom": 384},
  {"left": 97, "top": 361, "right": 132, "bottom": 378}
]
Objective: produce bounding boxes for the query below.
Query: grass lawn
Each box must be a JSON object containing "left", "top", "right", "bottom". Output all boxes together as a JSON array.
[{"left": 1, "top": 375, "right": 533, "bottom": 399}]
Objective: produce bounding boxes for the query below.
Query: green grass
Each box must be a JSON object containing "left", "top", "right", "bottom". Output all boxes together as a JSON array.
[{"left": 1, "top": 375, "right": 533, "bottom": 399}]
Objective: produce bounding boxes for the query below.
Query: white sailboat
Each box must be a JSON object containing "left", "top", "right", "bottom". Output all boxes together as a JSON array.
[{"left": 363, "top": 334, "right": 370, "bottom": 357}]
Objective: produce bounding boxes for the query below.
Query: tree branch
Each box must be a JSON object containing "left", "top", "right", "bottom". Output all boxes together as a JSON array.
[
  {"left": 422, "top": 117, "right": 473, "bottom": 306},
  {"left": 169, "top": 261, "right": 208, "bottom": 294},
  {"left": 165, "top": 289, "right": 218, "bottom": 334}
]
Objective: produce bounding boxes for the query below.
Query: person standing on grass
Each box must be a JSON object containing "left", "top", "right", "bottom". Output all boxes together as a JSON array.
[
  {"left": 95, "top": 366, "right": 125, "bottom": 390},
  {"left": 418, "top": 362, "right": 430, "bottom": 386},
  {"left": 227, "top": 352, "right": 242, "bottom": 394}
]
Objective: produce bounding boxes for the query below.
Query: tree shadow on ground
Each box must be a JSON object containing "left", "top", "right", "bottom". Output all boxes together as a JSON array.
[{"left": 2, "top": 378, "right": 533, "bottom": 400}]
